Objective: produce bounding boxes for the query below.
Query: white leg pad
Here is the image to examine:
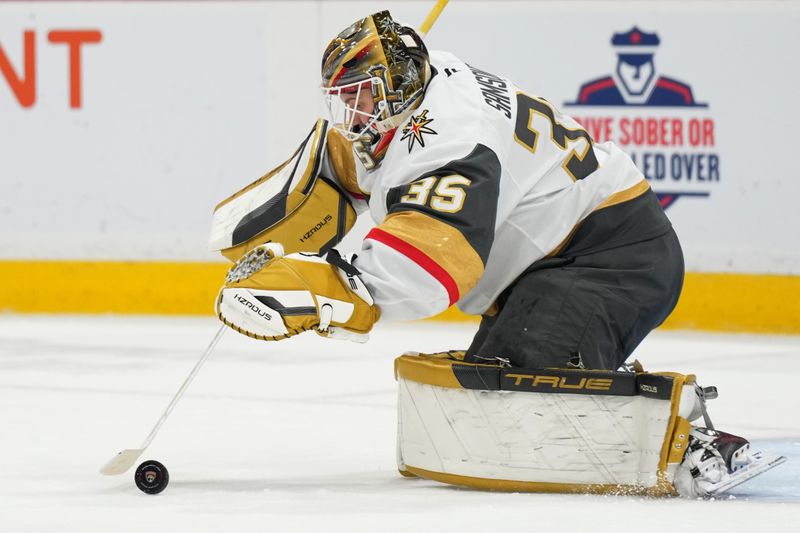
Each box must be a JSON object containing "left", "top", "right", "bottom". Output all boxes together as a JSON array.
[{"left": 395, "top": 355, "right": 694, "bottom": 495}]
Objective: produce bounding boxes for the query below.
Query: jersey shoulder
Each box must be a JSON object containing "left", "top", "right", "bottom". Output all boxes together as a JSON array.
[
  {"left": 428, "top": 51, "right": 516, "bottom": 124},
  {"left": 377, "top": 53, "right": 512, "bottom": 188}
]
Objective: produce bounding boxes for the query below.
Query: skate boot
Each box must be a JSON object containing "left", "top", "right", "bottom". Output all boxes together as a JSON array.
[{"left": 674, "top": 427, "right": 786, "bottom": 498}]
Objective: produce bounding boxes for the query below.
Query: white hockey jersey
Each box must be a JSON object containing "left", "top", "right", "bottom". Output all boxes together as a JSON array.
[{"left": 328, "top": 51, "right": 657, "bottom": 321}]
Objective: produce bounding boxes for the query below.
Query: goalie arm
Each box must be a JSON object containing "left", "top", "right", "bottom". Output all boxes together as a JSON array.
[{"left": 355, "top": 144, "right": 502, "bottom": 321}]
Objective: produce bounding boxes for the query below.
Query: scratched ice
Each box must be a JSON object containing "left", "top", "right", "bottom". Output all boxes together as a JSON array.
[{"left": 1, "top": 315, "right": 798, "bottom": 533}]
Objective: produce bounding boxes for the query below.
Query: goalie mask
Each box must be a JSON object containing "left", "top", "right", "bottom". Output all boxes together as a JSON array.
[{"left": 321, "top": 10, "right": 431, "bottom": 170}]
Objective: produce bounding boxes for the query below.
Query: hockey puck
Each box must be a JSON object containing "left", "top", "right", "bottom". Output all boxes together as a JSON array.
[{"left": 134, "top": 460, "right": 169, "bottom": 494}]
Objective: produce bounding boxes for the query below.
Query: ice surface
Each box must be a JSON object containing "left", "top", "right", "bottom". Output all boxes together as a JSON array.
[{"left": 1, "top": 315, "right": 798, "bottom": 532}]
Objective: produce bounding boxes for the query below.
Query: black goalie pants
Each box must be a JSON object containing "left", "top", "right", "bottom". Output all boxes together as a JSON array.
[{"left": 465, "top": 190, "right": 684, "bottom": 370}]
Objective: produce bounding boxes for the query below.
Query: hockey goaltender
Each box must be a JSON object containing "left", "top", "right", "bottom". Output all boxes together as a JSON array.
[{"left": 207, "top": 11, "right": 785, "bottom": 497}]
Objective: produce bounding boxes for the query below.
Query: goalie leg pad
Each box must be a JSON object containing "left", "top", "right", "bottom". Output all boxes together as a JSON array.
[{"left": 395, "top": 355, "right": 696, "bottom": 495}]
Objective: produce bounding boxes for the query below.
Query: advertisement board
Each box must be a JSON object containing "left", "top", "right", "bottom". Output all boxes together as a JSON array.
[{"left": 1, "top": 1, "right": 798, "bottom": 331}]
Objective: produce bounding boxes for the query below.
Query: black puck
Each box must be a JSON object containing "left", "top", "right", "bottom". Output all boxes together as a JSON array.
[{"left": 134, "top": 460, "right": 169, "bottom": 494}]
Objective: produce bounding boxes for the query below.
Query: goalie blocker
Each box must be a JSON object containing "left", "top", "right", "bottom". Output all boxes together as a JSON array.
[{"left": 394, "top": 354, "right": 785, "bottom": 496}]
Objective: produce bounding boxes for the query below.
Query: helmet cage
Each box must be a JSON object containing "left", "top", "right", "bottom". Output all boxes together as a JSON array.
[
  {"left": 322, "top": 62, "right": 414, "bottom": 141},
  {"left": 322, "top": 77, "right": 388, "bottom": 141},
  {"left": 320, "top": 10, "right": 430, "bottom": 168}
]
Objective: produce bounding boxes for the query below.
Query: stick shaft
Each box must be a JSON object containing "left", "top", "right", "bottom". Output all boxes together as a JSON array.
[
  {"left": 419, "top": 0, "right": 450, "bottom": 37},
  {"left": 139, "top": 324, "right": 226, "bottom": 449}
]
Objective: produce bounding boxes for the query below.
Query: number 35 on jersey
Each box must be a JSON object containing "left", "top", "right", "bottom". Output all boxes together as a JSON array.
[{"left": 400, "top": 175, "right": 472, "bottom": 213}]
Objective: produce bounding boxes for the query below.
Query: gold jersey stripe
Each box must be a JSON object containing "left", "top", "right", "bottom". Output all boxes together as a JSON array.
[
  {"left": 593, "top": 178, "right": 651, "bottom": 212},
  {"left": 547, "top": 179, "right": 652, "bottom": 257},
  {"left": 379, "top": 211, "right": 484, "bottom": 299}
]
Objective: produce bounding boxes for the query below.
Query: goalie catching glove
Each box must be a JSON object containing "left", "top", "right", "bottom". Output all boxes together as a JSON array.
[{"left": 216, "top": 244, "right": 380, "bottom": 342}]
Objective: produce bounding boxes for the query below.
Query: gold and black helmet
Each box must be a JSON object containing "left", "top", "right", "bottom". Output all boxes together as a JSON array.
[{"left": 321, "top": 11, "right": 430, "bottom": 169}]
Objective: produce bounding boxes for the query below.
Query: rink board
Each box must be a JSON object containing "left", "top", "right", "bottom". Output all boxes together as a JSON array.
[
  {"left": 2, "top": 1, "right": 799, "bottom": 334},
  {"left": 0, "top": 260, "right": 798, "bottom": 334}
]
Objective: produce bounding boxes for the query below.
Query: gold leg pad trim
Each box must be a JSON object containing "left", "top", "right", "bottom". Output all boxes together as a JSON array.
[{"left": 404, "top": 466, "right": 677, "bottom": 496}]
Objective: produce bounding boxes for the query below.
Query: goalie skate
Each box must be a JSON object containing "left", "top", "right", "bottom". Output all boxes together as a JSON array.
[{"left": 674, "top": 427, "right": 787, "bottom": 498}]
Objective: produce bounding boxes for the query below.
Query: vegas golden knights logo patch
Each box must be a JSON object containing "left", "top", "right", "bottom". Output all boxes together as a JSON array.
[{"left": 401, "top": 109, "right": 437, "bottom": 152}]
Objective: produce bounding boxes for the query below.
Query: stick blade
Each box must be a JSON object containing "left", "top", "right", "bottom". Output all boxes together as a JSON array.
[{"left": 100, "top": 449, "right": 144, "bottom": 475}]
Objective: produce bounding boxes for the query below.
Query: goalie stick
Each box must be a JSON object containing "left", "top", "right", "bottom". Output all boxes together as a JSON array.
[
  {"left": 418, "top": 0, "right": 449, "bottom": 37},
  {"left": 99, "top": 325, "right": 226, "bottom": 475},
  {"left": 100, "top": 0, "right": 449, "bottom": 479}
]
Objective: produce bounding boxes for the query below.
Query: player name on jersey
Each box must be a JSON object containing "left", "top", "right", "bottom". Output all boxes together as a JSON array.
[{"left": 468, "top": 65, "right": 512, "bottom": 119}]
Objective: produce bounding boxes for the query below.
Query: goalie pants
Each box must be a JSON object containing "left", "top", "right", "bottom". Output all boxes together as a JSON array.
[{"left": 465, "top": 189, "right": 684, "bottom": 370}]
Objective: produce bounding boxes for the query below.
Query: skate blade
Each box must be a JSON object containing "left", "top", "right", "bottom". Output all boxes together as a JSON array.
[{"left": 706, "top": 452, "right": 787, "bottom": 496}]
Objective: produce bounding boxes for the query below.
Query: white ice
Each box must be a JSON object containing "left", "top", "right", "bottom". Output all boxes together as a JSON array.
[{"left": 1, "top": 315, "right": 798, "bottom": 533}]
